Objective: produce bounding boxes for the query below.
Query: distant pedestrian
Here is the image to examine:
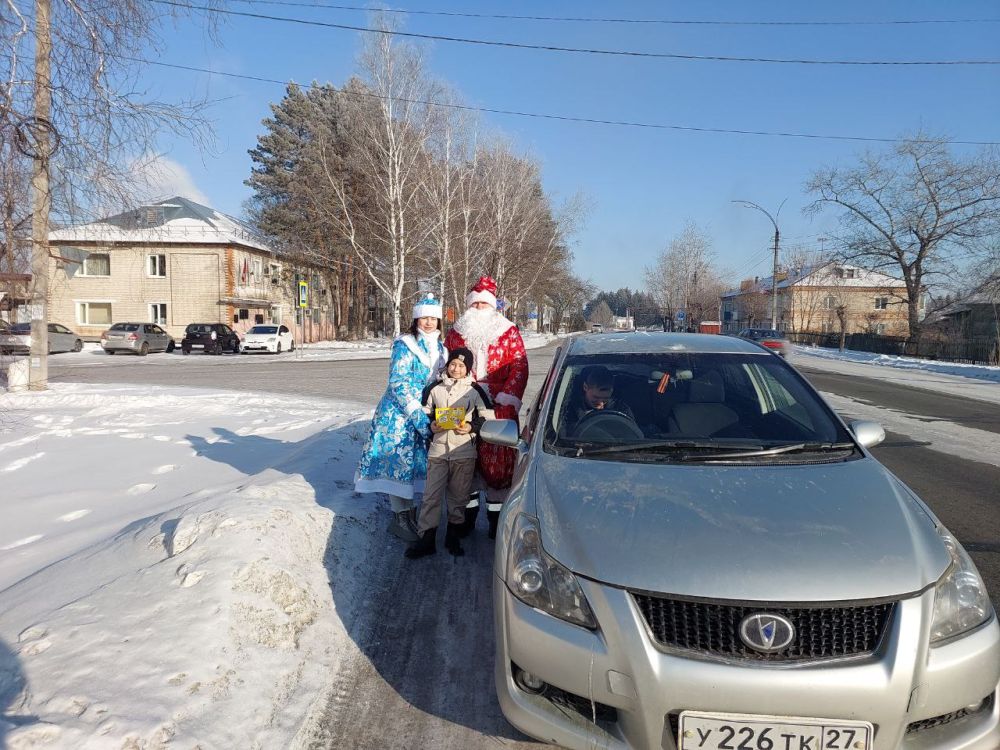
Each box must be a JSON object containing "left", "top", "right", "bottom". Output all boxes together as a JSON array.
[
  {"left": 405, "top": 347, "right": 493, "bottom": 559},
  {"left": 355, "top": 294, "right": 447, "bottom": 542}
]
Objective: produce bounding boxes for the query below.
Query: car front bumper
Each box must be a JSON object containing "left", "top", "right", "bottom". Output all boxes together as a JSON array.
[
  {"left": 241, "top": 340, "right": 275, "bottom": 352},
  {"left": 494, "top": 575, "right": 1000, "bottom": 750}
]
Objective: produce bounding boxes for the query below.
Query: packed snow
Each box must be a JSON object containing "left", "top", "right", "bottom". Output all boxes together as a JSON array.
[
  {"left": 0, "top": 385, "right": 379, "bottom": 749},
  {"left": 792, "top": 344, "right": 1000, "bottom": 406}
]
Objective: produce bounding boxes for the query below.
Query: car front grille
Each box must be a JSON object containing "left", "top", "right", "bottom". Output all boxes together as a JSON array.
[{"left": 632, "top": 593, "right": 895, "bottom": 662}]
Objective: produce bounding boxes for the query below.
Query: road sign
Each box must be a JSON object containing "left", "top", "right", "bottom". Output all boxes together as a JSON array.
[
  {"left": 676, "top": 310, "right": 686, "bottom": 322},
  {"left": 298, "top": 280, "right": 309, "bottom": 308}
]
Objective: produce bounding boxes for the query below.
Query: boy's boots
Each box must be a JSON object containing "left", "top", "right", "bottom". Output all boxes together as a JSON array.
[
  {"left": 388, "top": 509, "right": 419, "bottom": 543},
  {"left": 404, "top": 529, "right": 436, "bottom": 559},
  {"left": 445, "top": 523, "right": 465, "bottom": 557},
  {"left": 459, "top": 491, "right": 480, "bottom": 537}
]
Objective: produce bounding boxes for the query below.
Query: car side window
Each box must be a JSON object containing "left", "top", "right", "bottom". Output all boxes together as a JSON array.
[
  {"left": 152, "top": 325, "right": 164, "bottom": 335},
  {"left": 279, "top": 326, "right": 289, "bottom": 334},
  {"left": 526, "top": 347, "right": 562, "bottom": 441}
]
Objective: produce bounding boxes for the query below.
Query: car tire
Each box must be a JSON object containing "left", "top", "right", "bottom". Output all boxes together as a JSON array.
[
  {"left": 139, "top": 343, "right": 149, "bottom": 356},
  {"left": 106, "top": 349, "right": 115, "bottom": 355},
  {"left": 275, "top": 342, "right": 282, "bottom": 355},
  {"left": 182, "top": 346, "right": 190, "bottom": 355},
  {"left": 290, "top": 341, "right": 295, "bottom": 352},
  {"left": 73, "top": 340, "right": 83, "bottom": 352},
  {"left": 166, "top": 340, "right": 176, "bottom": 353},
  {"left": 232, "top": 340, "right": 241, "bottom": 354}
]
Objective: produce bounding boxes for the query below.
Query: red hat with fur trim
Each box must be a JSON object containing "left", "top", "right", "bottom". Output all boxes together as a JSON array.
[{"left": 466, "top": 275, "right": 498, "bottom": 308}]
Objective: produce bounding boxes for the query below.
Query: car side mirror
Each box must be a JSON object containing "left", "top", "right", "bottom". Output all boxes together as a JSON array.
[
  {"left": 849, "top": 420, "right": 885, "bottom": 449},
  {"left": 480, "top": 419, "right": 528, "bottom": 454}
]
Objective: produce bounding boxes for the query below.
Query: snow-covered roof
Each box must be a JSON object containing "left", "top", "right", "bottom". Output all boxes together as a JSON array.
[
  {"left": 48, "top": 196, "right": 271, "bottom": 253},
  {"left": 722, "top": 262, "right": 907, "bottom": 298}
]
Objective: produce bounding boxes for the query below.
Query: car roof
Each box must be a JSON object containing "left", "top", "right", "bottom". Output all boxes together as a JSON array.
[{"left": 567, "top": 331, "right": 770, "bottom": 356}]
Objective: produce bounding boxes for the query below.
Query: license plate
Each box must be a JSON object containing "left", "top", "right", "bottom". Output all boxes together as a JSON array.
[{"left": 678, "top": 711, "right": 873, "bottom": 750}]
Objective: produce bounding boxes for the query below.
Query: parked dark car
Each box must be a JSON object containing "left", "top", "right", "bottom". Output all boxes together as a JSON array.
[
  {"left": 181, "top": 323, "right": 241, "bottom": 355},
  {"left": 101, "top": 322, "right": 175, "bottom": 355},
  {"left": 737, "top": 327, "right": 790, "bottom": 357}
]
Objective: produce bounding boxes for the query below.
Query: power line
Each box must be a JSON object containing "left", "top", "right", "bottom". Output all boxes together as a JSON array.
[
  {"left": 150, "top": 0, "right": 1000, "bottom": 66},
  {"left": 135, "top": 57, "right": 1000, "bottom": 146},
  {"left": 232, "top": 1, "right": 1000, "bottom": 27}
]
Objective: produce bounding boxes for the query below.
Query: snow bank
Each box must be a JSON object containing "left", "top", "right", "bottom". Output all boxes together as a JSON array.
[
  {"left": 0, "top": 384, "right": 380, "bottom": 748},
  {"left": 0, "top": 485, "right": 340, "bottom": 749}
]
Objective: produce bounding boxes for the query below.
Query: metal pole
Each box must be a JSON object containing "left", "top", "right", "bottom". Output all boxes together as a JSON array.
[
  {"left": 733, "top": 199, "right": 786, "bottom": 330},
  {"left": 29, "top": 0, "right": 52, "bottom": 389}
]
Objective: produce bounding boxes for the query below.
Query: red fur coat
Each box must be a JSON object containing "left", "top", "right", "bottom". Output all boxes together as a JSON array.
[{"left": 445, "top": 320, "right": 528, "bottom": 489}]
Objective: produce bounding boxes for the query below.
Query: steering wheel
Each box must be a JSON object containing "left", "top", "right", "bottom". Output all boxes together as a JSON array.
[{"left": 571, "top": 409, "right": 645, "bottom": 441}]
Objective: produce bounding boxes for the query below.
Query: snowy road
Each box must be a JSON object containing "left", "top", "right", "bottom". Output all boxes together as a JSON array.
[{"left": 6, "top": 340, "right": 998, "bottom": 748}]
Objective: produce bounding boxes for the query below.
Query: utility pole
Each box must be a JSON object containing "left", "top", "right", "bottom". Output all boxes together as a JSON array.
[
  {"left": 733, "top": 199, "right": 786, "bottom": 330},
  {"left": 28, "top": 0, "right": 52, "bottom": 389}
]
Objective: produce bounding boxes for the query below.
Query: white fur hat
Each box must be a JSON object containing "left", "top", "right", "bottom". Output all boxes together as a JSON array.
[{"left": 412, "top": 292, "right": 443, "bottom": 320}]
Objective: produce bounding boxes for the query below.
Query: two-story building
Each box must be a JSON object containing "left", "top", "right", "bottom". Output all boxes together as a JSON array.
[
  {"left": 47, "top": 197, "right": 338, "bottom": 342},
  {"left": 721, "top": 262, "right": 915, "bottom": 336}
]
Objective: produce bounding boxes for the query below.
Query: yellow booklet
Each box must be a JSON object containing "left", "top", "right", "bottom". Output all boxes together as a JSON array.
[{"left": 435, "top": 406, "right": 467, "bottom": 430}]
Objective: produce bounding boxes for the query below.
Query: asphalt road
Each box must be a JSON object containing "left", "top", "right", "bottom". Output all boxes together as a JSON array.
[{"left": 44, "top": 342, "right": 1000, "bottom": 748}]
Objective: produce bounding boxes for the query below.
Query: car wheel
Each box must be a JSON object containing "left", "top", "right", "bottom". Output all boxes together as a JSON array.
[
  {"left": 166, "top": 340, "right": 176, "bottom": 353},
  {"left": 139, "top": 342, "right": 149, "bottom": 356},
  {"left": 73, "top": 339, "right": 83, "bottom": 352},
  {"left": 106, "top": 349, "right": 115, "bottom": 355},
  {"left": 290, "top": 341, "right": 295, "bottom": 352},
  {"left": 232, "top": 340, "right": 241, "bottom": 354},
  {"left": 275, "top": 342, "right": 282, "bottom": 355}
]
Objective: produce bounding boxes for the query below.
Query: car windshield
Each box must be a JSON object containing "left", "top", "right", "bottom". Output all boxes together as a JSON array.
[
  {"left": 249, "top": 326, "right": 278, "bottom": 334},
  {"left": 542, "top": 352, "right": 854, "bottom": 464},
  {"left": 186, "top": 324, "right": 213, "bottom": 334},
  {"left": 747, "top": 329, "right": 782, "bottom": 339},
  {"left": 11, "top": 323, "right": 30, "bottom": 334},
  {"left": 109, "top": 323, "right": 140, "bottom": 332}
]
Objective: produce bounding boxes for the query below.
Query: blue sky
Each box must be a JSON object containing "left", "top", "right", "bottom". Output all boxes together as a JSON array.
[{"left": 144, "top": 0, "right": 1000, "bottom": 291}]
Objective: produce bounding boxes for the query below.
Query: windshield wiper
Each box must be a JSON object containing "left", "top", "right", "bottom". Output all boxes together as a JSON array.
[
  {"left": 578, "top": 440, "right": 763, "bottom": 456},
  {"left": 684, "top": 441, "right": 857, "bottom": 461}
]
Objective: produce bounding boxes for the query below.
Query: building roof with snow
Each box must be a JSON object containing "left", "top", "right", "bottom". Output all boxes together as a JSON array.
[
  {"left": 722, "top": 262, "right": 908, "bottom": 298},
  {"left": 48, "top": 196, "right": 271, "bottom": 253}
]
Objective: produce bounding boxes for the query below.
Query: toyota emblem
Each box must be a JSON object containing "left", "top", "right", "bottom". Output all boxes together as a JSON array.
[{"left": 739, "top": 613, "right": 796, "bottom": 653}]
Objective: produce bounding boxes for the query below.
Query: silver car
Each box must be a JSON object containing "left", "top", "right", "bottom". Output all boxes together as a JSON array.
[
  {"left": 0, "top": 322, "right": 84, "bottom": 354},
  {"left": 483, "top": 333, "right": 998, "bottom": 750},
  {"left": 101, "top": 322, "right": 175, "bottom": 355}
]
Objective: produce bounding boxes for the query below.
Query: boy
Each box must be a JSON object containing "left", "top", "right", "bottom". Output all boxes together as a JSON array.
[{"left": 406, "top": 348, "right": 494, "bottom": 558}]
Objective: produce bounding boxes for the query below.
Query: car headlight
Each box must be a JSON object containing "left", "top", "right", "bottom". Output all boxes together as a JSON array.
[
  {"left": 930, "top": 526, "right": 993, "bottom": 644},
  {"left": 506, "top": 513, "right": 596, "bottom": 629}
]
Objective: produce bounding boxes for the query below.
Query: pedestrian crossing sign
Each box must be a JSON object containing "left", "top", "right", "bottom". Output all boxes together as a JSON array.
[{"left": 298, "top": 280, "right": 308, "bottom": 308}]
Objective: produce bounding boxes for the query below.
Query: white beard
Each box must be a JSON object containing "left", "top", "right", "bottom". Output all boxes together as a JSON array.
[{"left": 455, "top": 307, "right": 504, "bottom": 354}]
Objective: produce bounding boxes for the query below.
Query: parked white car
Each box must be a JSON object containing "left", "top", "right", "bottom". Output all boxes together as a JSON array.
[{"left": 241, "top": 324, "right": 294, "bottom": 354}]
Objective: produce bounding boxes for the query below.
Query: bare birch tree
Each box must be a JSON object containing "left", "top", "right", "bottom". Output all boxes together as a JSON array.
[
  {"left": 321, "top": 16, "right": 439, "bottom": 336},
  {"left": 644, "top": 222, "right": 721, "bottom": 324}
]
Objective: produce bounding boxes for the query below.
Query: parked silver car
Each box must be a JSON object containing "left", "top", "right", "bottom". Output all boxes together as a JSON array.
[
  {"left": 483, "top": 332, "right": 998, "bottom": 750},
  {"left": 0, "top": 322, "right": 84, "bottom": 354},
  {"left": 101, "top": 322, "right": 175, "bottom": 355}
]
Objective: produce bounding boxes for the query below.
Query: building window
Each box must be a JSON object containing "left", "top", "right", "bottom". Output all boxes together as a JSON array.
[
  {"left": 238, "top": 308, "right": 249, "bottom": 320},
  {"left": 834, "top": 267, "right": 856, "bottom": 280},
  {"left": 874, "top": 323, "right": 887, "bottom": 334},
  {"left": 874, "top": 297, "right": 888, "bottom": 310},
  {"left": 149, "top": 303, "right": 167, "bottom": 325},
  {"left": 822, "top": 295, "right": 838, "bottom": 310},
  {"left": 81, "top": 253, "right": 110, "bottom": 276},
  {"left": 77, "top": 301, "right": 112, "bottom": 325},
  {"left": 148, "top": 254, "right": 167, "bottom": 277},
  {"left": 252, "top": 259, "right": 263, "bottom": 281}
]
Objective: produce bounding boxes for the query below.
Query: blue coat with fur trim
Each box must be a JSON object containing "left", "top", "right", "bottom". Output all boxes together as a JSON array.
[{"left": 354, "top": 333, "right": 447, "bottom": 499}]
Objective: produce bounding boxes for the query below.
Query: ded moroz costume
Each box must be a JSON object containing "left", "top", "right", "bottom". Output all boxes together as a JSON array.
[{"left": 444, "top": 276, "right": 528, "bottom": 538}]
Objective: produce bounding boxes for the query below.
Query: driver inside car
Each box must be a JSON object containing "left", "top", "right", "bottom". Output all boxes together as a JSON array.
[{"left": 567, "top": 366, "right": 635, "bottom": 434}]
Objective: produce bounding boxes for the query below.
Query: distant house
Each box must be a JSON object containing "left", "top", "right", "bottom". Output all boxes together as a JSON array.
[
  {"left": 721, "top": 262, "right": 916, "bottom": 336},
  {"left": 932, "top": 292, "right": 1000, "bottom": 340},
  {"left": 47, "top": 197, "right": 338, "bottom": 342}
]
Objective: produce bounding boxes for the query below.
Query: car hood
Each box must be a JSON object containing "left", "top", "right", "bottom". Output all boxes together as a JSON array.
[
  {"left": 244, "top": 332, "right": 275, "bottom": 340},
  {"left": 533, "top": 452, "right": 949, "bottom": 601}
]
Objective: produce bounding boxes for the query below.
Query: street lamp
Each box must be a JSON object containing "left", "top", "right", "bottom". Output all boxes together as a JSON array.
[{"left": 733, "top": 199, "right": 786, "bottom": 330}]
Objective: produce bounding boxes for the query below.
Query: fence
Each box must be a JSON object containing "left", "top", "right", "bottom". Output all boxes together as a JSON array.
[{"left": 788, "top": 332, "right": 1000, "bottom": 366}]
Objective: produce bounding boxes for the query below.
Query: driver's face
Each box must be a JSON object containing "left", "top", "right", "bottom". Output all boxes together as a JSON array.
[{"left": 583, "top": 382, "right": 614, "bottom": 409}]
